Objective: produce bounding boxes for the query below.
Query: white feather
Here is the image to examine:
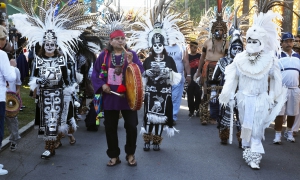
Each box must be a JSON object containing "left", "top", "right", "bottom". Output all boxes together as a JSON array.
[
  {"left": 163, "top": 126, "right": 180, "bottom": 137},
  {"left": 28, "top": 77, "right": 39, "bottom": 91},
  {"left": 170, "top": 71, "right": 182, "bottom": 86},
  {"left": 76, "top": 72, "right": 83, "bottom": 83},
  {"left": 140, "top": 126, "right": 147, "bottom": 135}
]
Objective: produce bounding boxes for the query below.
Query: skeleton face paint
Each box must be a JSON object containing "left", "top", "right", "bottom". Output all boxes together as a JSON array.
[
  {"left": 44, "top": 41, "right": 56, "bottom": 54},
  {"left": 153, "top": 43, "right": 164, "bottom": 54},
  {"left": 246, "top": 39, "right": 263, "bottom": 54},
  {"left": 230, "top": 44, "right": 243, "bottom": 57}
]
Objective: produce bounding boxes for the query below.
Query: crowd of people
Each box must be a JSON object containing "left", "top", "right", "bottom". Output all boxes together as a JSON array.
[{"left": 0, "top": 0, "right": 300, "bottom": 175}]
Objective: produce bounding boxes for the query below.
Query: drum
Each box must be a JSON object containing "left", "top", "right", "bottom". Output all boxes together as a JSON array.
[
  {"left": 125, "top": 63, "right": 143, "bottom": 110},
  {"left": 6, "top": 91, "right": 22, "bottom": 118}
]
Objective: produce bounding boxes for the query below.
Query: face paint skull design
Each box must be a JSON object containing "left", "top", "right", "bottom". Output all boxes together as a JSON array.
[
  {"left": 246, "top": 39, "right": 263, "bottom": 54},
  {"left": 230, "top": 44, "right": 243, "bottom": 57},
  {"left": 44, "top": 41, "right": 56, "bottom": 54},
  {"left": 153, "top": 43, "right": 164, "bottom": 54}
]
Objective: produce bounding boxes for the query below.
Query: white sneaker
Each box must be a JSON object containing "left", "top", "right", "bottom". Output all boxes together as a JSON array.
[
  {"left": 273, "top": 133, "right": 282, "bottom": 144},
  {"left": 284, "top": 131, "right": 295, "bottom": 142},
  {"left": 0, "top": 168, "right": 8, "bottom": 175},
  {"left": 249, "top": 161, "right": 260, "bottom": 169},
  {"left": 0, "top": 164, "right": 3, "bottom": 169}
]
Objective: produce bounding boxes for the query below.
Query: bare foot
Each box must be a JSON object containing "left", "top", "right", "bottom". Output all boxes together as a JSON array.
[{"left": 210, "top": 120, "right": 217, "bottom": 124}]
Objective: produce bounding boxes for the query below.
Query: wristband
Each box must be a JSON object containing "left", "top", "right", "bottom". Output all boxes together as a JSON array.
[{"left": 187, "top": 75, "right": 191, "bottom": 77}]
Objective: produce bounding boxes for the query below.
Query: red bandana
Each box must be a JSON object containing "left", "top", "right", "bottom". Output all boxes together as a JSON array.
[{"left": 110, "top": 30, "right": 125, "bottom": 39}]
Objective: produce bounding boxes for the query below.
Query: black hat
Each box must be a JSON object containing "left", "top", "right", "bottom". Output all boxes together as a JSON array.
[{"left": 151, "top": 33, "right": 165, "bottom": 45}]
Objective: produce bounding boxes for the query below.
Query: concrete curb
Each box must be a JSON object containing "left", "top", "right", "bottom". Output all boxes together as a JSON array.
[{"left": 1, "top": 120, "right": 35, "bottom": 152}]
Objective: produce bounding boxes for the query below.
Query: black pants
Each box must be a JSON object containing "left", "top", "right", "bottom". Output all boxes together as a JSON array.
[
  {"left": 187, "top": 81, "right": 201, "bottom": 113},
  {"left": 104, "top": 110, "right": 138, "bottom": 158}
]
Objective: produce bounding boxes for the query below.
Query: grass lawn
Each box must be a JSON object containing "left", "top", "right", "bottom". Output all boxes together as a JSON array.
[{"left": 4, "top": 85, "right": 36, "bottom": 138}]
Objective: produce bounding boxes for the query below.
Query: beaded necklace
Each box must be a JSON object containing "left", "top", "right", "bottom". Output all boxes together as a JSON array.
[
  {"left": 112, "top": 51, "right": 125, "bottom": 80},
  {"left": 112, "top": 51, "right": 125, "bottom": 66}
]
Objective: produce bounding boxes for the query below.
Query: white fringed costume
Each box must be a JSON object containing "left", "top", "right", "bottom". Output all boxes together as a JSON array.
[
  {"left": 10, "top": 0, "right": 98, "bottom": 159},
  {"left": 219, "top": 10, "right": 287, "bottom": 169}
]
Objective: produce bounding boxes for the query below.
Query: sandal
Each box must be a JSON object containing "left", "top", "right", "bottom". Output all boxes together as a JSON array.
[
  {"left": 126, "top": 155, "right": 137, "bottom": 166},
  {"left": 107, "top": 157, "right": 121, "bottom": 166},
  {"left": 69, "top": 135, "right": 76, "bottom": 145}
]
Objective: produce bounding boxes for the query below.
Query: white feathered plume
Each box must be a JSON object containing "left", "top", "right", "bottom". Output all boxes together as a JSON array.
[
  {"left": 246, "top": 10, "right": 282, "bottom": 54},
  {"left": 127, "top": 13, "right": 185, "bottom": 52},
  {"left": 10, "top": 5, "right": 83, "bottom": 61}
]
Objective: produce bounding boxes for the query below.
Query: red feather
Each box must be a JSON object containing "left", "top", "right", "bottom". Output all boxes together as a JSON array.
[
  {"left": 217, "top": 0, "right": 222, "bottom": 13},
  {"left": 117, "top": 84, "right": 126, "bottom": 93}
]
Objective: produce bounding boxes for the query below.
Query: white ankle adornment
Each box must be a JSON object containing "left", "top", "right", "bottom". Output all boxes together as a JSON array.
[{"left": 243, "top": 148, "right": 262, "bottom": 169}]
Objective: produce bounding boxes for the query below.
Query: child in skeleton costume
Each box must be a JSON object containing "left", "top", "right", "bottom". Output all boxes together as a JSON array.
[
  {"left": 219, "top": 9, "right": 287, "bottom": 169},
  {"left": 208, "top": 9, "right": 243, "bottom": 146},
  {"left": 141, "top": 33, "right": 181, "bottom": 151},
  {"left": 127, "top": 14, "right": 183, "bottom": 150},
  {"left": 10, "top": 1, "right": 98, "bottom": 159},
  {"left": 195, "top": 0, "right": 228, "bottom": 125}
]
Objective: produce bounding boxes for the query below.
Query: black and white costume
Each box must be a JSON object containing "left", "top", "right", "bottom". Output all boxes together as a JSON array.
[{"left": 10, "top": 1, "right": 98, "bottom": 159}]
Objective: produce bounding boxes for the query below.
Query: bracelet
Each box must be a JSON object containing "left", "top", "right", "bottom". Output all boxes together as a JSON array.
[{"left": 186, "top": 75, "right": 191, "bottom": 77}]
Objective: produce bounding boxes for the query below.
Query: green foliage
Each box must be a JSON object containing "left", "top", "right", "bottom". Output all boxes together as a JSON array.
[{"left": 172, "top": 0, "right": 233, "bottom": 25}]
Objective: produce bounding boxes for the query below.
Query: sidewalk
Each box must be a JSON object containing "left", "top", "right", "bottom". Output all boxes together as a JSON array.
[{"left": 0, "top": 120, "right": 34, "bottom": 152}]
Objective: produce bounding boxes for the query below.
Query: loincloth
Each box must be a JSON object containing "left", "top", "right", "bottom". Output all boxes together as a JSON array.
[{"left": 201, "top": 60, "right": 217, "bottom": 83}]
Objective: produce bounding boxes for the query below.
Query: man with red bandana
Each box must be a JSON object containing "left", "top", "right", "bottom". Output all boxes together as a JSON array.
[{"left": 91, "top": 29, "right": 144, "bottom": 167}]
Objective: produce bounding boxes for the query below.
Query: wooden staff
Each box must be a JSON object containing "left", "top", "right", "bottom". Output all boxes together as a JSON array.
[{"left": 110, "top": 91, "right": 125, "bottom": 97}]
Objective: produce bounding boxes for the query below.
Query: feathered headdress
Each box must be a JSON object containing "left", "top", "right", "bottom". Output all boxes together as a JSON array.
[
  {"left": 96, "top": 6, "right": 130, "bottom": 45},
  {"left": 10, "top": 0, "right": 98, "bottom": 61},
  {"left": 209, "top": 0, "right": 227, "bottom": 52},
  {"left": 126, "top": 0, "right": 187, "bottom": 52},
  {"left": 228, "top": 6, "right": 244, "bottom": 54}
]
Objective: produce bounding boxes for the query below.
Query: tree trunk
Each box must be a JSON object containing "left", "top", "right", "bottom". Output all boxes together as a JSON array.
[{"left": 282, "top": 2, "right": 294, "bottom": 33}]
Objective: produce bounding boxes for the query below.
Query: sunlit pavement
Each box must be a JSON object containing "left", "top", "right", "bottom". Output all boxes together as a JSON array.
[{"left": 0, "top": 98, "right": 300, "bottom": 180}]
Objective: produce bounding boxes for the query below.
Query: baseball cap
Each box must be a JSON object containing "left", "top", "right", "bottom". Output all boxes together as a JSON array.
[
  {"left": 281, "top": 32, "right": 294, "bottom": 41},
  {"left": 0, "top": 25, "right": 7, "bottom": 39}
]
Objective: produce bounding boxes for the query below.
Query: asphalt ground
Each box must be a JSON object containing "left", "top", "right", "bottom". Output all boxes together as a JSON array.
[{"left": 0, "top": 98, "right": 300, "bottom": 180}]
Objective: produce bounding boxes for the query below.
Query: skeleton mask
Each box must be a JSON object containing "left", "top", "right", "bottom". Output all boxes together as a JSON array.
[
  {"left": 47, "top": 118, "right": 57, "bottom": 132},
  {"left": 153, "top": 43, "right": 164, "bottom": 54},
  {"left": 214, "top": 29, "right": 223, "bottom": 40},
  {"left": 44, "top": 41, "right": 56, "bottom": 54},
  {"left": 230, "top": 44, "right": 243, "bottom": 57},
  {"left": 246, "top": 38, "right": 263, "bottom": 54}
]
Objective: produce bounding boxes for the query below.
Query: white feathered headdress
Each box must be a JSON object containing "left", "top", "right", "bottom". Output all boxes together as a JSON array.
[
  {"left": 126, "top": 0, "right": 187, "bottom": 52},
  {"left": 246, "top": 0, "right": 300, "bottom": 54},
  {"left": 246, "top": 11, "right": 282, "bottom": 54},
  {"left": 10, "top": 0, "right": 98, "bottom": 61},
  {"left": 127, "top": 13, "right": 185, "bottom": 52}
]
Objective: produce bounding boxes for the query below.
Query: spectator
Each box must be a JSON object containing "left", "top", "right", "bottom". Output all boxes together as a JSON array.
[
  {"left": 273, "top": 32, "right": 300, "bottom": 144},
  {"left": 5, "top": 59, "right": 22, "bottom": 151},
  {"left": 0, "top": 25, "right": 17, "bottom": 176}
]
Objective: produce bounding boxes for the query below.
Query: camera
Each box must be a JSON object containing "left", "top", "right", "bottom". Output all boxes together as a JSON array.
[{"left": 9, "top": 27, "right": 21, "bottom": 42}]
